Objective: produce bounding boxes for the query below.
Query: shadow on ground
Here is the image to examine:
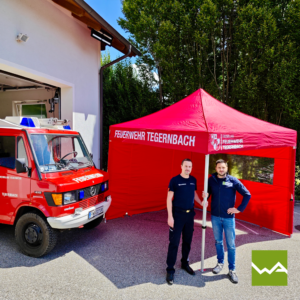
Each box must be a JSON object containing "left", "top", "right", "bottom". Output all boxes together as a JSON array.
[{"left": 1, "top": 205, "right": 298, "bottom": 289}]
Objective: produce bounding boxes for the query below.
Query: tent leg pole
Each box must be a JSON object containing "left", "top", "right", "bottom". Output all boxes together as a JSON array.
[{"left": 201, "top": 154, "right": 210, "bottom": 272}]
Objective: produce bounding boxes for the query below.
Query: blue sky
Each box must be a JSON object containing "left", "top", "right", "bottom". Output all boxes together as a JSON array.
[{"left": 85, "top": 0, "right": 133, "bottom": 61}]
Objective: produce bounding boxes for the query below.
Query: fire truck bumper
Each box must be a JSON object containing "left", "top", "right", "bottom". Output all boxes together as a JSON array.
[{"left": 47, "top": 196, "right": 111, "bottom": 229}]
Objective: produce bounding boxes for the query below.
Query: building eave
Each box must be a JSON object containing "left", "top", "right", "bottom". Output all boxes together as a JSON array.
[{"left": 52, "top": 0, "right": 141, "bottom": 57}]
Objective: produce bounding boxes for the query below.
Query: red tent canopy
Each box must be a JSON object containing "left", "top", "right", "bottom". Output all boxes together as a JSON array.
[{"left": 107, "top": 89, "right": 297, "bottom": 236}]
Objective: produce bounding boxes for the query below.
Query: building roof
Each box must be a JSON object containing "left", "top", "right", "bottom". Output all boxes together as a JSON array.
[{"left": 52, "top": 0, "right": 141, "bottom": 57}]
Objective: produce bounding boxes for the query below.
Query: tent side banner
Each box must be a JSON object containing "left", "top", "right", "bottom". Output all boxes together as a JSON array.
[
  {"left": 207, "top": 131, "right": 297, "bottom": 154},
  {"left": 109, "top": 127, "right": 209, "bottom": 153}
]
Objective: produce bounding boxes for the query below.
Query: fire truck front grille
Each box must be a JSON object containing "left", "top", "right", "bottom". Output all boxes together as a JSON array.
[{"left": 79, "top": 194, "right": 104, "bottom": 210}]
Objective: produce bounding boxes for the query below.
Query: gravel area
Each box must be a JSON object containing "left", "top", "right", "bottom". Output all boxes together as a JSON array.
[{"left": 1, "top": 203, "right": 300, "bottom": 300}]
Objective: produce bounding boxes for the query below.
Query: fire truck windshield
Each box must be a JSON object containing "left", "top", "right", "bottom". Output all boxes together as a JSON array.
[{"left": 29, "top": 134, "right": 93, "bottom": 172}]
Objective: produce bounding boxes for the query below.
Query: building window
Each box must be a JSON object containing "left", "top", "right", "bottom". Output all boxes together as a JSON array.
[{"left": 19, "top": 104, "right": 47, "bottom": 119}]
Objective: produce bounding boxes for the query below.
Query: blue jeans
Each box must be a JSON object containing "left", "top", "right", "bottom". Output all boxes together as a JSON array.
[{"left": 211, "top": 215, "right": 236, "bottom": 271}]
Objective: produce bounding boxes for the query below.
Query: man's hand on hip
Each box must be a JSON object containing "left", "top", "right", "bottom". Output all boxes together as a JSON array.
[
  {"left": 168, "top": 216, "right": 174, "bottom": 228},
  {"left": 227, "top": 207, "right": 240, "bottom": 215}
]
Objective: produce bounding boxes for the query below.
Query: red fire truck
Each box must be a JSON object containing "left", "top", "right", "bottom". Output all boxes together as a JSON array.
[{"left": 0, "top": 116, "right": 111, "bottom": 257}]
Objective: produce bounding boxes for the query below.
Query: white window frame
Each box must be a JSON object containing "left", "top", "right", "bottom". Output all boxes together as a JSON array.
[{"left": 13, "top": 100, "right": 48, "bottom": 118}]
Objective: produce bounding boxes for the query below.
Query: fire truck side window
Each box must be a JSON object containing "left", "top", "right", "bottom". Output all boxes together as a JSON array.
[
  {"left": 0, "top": 136, "right": 16, "bottom": 169},
  {"left": 17, "top": 137, "right": 28, "bottom": 166}
]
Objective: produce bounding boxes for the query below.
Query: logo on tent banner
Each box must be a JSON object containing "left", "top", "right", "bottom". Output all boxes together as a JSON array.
[
  {"left": 252, "top": 250, "right": 288, "bottom": 286},
  {"left": 210, "top": 134, "right": 244, "bottom": 151}
]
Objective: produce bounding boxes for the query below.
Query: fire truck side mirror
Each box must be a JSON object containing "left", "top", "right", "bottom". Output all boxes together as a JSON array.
[{"left": 16, "top": 158, "right": 27, "bottom": 173}]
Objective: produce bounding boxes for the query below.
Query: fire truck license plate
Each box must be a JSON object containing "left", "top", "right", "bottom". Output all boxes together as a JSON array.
[{"left": 88, "top": 206, "right": 103, "bottom": 219}]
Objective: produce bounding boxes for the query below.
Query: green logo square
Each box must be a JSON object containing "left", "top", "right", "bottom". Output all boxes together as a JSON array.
[{"left": 252, "top": 250, "right": 288, "bottom": 286}]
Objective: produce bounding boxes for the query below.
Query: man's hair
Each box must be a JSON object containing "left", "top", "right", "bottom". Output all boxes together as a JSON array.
[
  {"left": 215, "top": 159, "right": 228, "bottom": 166},
  {"left": 181, "top": 158, "right": 192, "bottom": 165}
]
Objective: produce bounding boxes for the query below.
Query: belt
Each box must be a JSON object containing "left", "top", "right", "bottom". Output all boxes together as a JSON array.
[{"left": 173, "top": 207, "right": 194, "bottom": 213}]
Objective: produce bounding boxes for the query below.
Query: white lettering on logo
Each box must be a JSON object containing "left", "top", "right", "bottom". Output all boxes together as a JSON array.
[
  {"left": 178, "top": 183, "right": 186, "bottom": 186},
  {"left": 252, "top": 262, "right": 288, "bottom": 274},
  {"left": 0, "top": 176, "right": 21, "bottom": 180},
  {"left": 72, "top": 173, "right": 103, "bottom": 183},
  {"left": 114, "top": 130, "right": 196, "bottom": 147},
  {"left": 64, "top": 207, "right": 74, "bottom": 211},
  {"left": 189, "top": 136, "right": 195, "bottom": 147},
  {"left": 115, "top": 130, "right": 146, "bottom": 141},
  {"left": 2, "top": 193, "right": 18, "bottom": 197},
  {"left": 210, "top": 134, "right": 244, "bottom": 151}
]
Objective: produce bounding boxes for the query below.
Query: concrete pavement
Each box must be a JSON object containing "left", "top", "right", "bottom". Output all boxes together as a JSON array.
[{"left": 0, "top": 204, "right": 300, "bottom": 300}]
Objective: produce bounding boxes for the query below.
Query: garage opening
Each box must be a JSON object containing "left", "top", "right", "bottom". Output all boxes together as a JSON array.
[{"left": 0, "top": 70, "right": 61, "bottom": 120}]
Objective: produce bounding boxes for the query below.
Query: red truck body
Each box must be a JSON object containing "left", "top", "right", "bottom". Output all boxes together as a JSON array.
[{"left": 0, "top": 124, "right": 111, "bottom": 256}]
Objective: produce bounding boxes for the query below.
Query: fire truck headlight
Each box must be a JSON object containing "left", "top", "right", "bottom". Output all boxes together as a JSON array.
[
  {"left": 52, "top": 194, "right": 63, "bottom": 206},
  {"left": 63, "top": 192, "right": 76, "bottom": 205}
]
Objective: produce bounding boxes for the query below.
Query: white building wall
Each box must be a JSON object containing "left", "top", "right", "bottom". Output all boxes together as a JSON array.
[{"left": 0, "top": 0, "right": 101, "bottom": 167}]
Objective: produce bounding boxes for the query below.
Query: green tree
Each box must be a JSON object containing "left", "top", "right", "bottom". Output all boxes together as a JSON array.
[
  {"left": 233, "top": 0, "right": 300, "bottom": 128},
  {"left": 119, "top": 0, "right": 240, "bottom": 105},
  {"left": 102, "top": 52, "right": 160, "bottom": 169},
  {"left": 119, "top": 0, "right": 300, "bottom": 194},
  {"left": 119, "top": 0, "right": 300, "bottom": 148}
]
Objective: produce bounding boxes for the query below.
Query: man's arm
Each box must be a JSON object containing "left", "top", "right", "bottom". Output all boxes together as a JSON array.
[
  {"left": 167, "top": 191, "right": 174, "bottom": 228},
  {"left": 195, "top": 191, "right": 208, "bottom": 207},
  {"left": 235, "top": 180, "right": 251, "bottom": 212},
  {"left": 227, "top": 179, "right": 251, "bottom": 215}
]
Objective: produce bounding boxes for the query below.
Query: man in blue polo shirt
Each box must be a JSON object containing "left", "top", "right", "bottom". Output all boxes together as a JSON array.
[
  {"left": 203, "top": 159, "right": 251, "bottom": 284},
  {"left": 166, "top": 158, "right": 207, "bottom": 285}
]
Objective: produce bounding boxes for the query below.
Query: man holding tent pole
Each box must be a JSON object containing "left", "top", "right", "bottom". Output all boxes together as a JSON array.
[
  {"left": 202, "top": 159, "right": 251, "bottom": 284},
  {"left": 166, "top": 158, "right": 207, "bottom": 285}
]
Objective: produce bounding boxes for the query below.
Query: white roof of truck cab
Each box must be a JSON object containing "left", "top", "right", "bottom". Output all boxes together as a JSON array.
[
  {"left": 0, "top": 117, "right": 71, "bottom": 130},
  {"left": 0, "top": 119, "right": 23, "bottom": 129}
]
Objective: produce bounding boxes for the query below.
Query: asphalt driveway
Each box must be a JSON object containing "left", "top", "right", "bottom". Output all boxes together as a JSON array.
[{"left": 1, "top": 204, "right": 300, "bottom": 300}]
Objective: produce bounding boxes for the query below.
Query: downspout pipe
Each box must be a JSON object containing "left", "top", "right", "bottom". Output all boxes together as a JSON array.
[{"left": 99, "top": 45, "right": 132, "bottom": 169}]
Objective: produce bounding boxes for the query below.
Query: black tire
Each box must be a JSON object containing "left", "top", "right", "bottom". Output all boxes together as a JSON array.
[
  {"left": 84, "top": 215, "right": 104, "bottom": 230},
  {"left": 15, "top": 212, "right": 58, "bottom": 257}
]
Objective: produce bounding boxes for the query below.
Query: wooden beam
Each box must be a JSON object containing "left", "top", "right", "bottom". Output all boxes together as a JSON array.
[
  {"left": 52, "top": 0, "right": 85, "bottom": 17},
  {"left": 111, "top": 39, "right": 126, "bottom": 52},
  {"left": 71, "top": 13, "right": 101, "bottom": 31}
]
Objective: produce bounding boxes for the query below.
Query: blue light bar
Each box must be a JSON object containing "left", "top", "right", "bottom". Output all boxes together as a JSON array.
[
  {"left": 101, "top": 182, "right": 108, "bottom": 192},
  {"left": 79, "top": 190, "right": 84, "bottom": 200},
  {"left": 63, "top": 125, "right": 71, "bottom": 130},
  {"left": 20, "top": 118, "right": 35, "bottom": 127}
]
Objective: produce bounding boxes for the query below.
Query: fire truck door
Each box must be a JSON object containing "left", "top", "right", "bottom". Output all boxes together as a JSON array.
[{"left": 0, "top": 135, "right": 31, "bottom": 224}]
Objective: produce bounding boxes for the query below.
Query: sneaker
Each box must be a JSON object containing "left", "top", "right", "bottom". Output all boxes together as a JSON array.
[
  {"left": 212, "top": 263, "right": 224, "bottom": 274},
  {"left": 228, "top": 270, "right": 238, "bottom": 284},
  {"left": 166, "top": 273, "right": 174, "bottom": 285}
]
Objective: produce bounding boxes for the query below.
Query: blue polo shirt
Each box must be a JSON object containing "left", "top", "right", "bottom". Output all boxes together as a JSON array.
[{"left": 168, "top": 175, "right": 197, "bottom": 210}]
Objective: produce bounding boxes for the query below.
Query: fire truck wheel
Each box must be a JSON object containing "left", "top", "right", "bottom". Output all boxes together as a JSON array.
[
  {"left": 15, "top": 212, "right": 58, "bottom": 257},
  {"left": 84, "top": 215, "right": 104, "bottom": 230}
]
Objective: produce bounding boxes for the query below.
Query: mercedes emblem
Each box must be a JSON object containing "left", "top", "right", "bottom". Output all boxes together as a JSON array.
[{"left": 90, "top": 186, "right": 97, "bottom": 197}]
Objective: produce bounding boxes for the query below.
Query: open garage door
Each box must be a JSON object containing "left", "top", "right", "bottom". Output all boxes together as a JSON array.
[{"left": 0, "top": 70, "right": 60, "bottom": 120}]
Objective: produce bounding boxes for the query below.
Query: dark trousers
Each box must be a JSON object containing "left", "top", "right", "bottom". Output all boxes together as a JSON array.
[{"left": 166, "top": 208, "right": 195, "bottom": 274}]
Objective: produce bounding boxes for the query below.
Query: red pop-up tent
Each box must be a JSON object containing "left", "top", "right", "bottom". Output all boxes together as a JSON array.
[{"left": 107, "top": 89, "right": 297, "bottom": 269}]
